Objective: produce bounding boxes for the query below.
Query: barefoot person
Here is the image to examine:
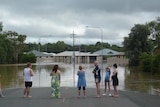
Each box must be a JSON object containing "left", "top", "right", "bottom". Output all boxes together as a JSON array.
[
  {"left": 77, "top": 65, "right": 86, "bottom": 98},
  {"left": 0, "top": 81, "right": 4, "bottom": 98},
  {"left": 50, "top": 64, "right": 61, "bottom": 98},
  {"left": 92, "top": 61, "right": 101, "bottom": 98},
  {"left": 23, "top": 63, "right": 34, "bottom": 98},
  {"left": 111, "top": 63, "right": 119, "bottom": 97},
  {"left": 103, "top": 67, "right": 111, "bottom": 96}
]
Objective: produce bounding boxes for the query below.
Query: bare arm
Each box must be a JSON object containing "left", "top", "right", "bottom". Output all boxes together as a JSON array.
[
  {"left": 112, "top": 69, "right": 117, "bottom": 76},
  {"left": 57, "top": 70, "right": 61, "bottom": 81},
  {"left": 50, "top": 71, "right": 53, "bottom": 76},
  {"left": 30, "top": 69, "right": 34, "bottom": 76}
]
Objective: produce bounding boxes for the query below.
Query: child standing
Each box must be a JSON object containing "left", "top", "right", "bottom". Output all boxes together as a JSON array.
[{"left": 103, "top": 67, "right": 111, "bottom": 96}]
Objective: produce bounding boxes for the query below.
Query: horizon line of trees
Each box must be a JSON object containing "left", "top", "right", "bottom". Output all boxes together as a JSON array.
[{"left": 25, "top": 41, "right": 124, "bottom": 54}]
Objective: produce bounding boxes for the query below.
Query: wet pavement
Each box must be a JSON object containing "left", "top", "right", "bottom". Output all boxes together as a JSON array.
[{"left": 0, "top": 87, "right": 160, "bottom": 107}]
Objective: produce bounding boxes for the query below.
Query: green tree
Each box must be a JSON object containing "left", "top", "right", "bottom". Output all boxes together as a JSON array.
[
  {"left": 152, "top": 54, "right": 160, "bottom": 74},
  {"left": 139, "top": 52, "right": 153, "bottom": 72},
  {"left": 0, "top": 23, "right": 14, "bottom": 64},
  {"left": 0, "top": 22, "right": 3, "bottom": 32},
  {"left": 18, "top": 53, "right": 36, "bottom": 63},
  {"left": 24, "top": 42, "right": 39, "bottom": 52},
  {"left": 123, "top": 24, "right": 151, "bottom": 66},
  {"left": 147, "top": 17, "right": 160, "bottom": 55},
  {"left": 3, "top": 31, "right": 27, "bottom": 63},
  {"left": 0, "top": 34, "right": 14, "bottom": 64}
]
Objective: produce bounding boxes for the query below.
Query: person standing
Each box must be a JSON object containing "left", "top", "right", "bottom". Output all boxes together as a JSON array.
[
  {"left": 0, "top": 77, "right": 5, "bottom": 98},
  {"left": 111, "top": 63, "right": 119, "bottom": 97},
  {"left": 0, "top": 83, "right": 4, "bottom": 98},
  {"left": 50, "top": 64, "right": 61, "bottom": 98},
  {"left": 23, "top": 63, "right": 34, "bottom": 98},
  {"left": 77, "top": 65, "right": 86, "bottom": 98},
  {"left": 92, "top": 60, "right": 101, "bottom": 98},
  {"left": 103, "top": 67, "right": 111, "bottom": 96}
]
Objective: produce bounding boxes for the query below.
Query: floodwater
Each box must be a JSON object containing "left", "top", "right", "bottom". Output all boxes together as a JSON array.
[{"left": 0, "top": 62, "right": 160, "bottom": 95}]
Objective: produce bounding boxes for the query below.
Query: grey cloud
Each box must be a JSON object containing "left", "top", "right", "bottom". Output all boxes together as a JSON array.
[
  {"left": 1, "top": 0, "right": 160, "bottom": 15},
  {"left": 0, "top": 0, "right": 160, "bottom": 45}
]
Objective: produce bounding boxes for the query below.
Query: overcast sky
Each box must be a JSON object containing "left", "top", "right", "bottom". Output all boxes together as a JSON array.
[{"left": 0, "top": 0, "right": 159, "bottom": 46}]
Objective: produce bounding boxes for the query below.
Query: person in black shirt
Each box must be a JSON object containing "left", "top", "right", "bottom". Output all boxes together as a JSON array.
[
  {"left": 92, "top": 61, "right": 101, "bottom": 98},
  {"left": 111, "top": 63, "right": 119, "bottom": 97}
]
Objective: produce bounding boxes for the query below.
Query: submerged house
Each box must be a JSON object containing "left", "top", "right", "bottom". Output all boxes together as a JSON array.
[
  {"left": 27, "top": 49, "right": 128, "bottom": 65},
  {"left": 27, "top": 50, "right": 100, "bottom": 64},
  {"left": 93, "top": 48, "right": 128, "bottom": 66},
  {"left": 54, "top": 51, "right": 100, "bottom": 64}
]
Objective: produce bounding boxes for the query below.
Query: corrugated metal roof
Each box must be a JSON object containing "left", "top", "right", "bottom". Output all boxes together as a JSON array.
[
  {"left": 55, "top": 51, "right": 99, "bottom": 56},
  {"left": 27, "top": 49, "right": 124, "bottom": 57},
  {"left": 93, "top": 48, "right": 124, "bottom": 56},
  {"left": 27, "top": 50, "right": 55, "bottom": 57}
]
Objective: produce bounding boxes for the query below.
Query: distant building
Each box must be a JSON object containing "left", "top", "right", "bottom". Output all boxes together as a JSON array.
[
  {"left": 93, "top": 48, "right": 124, "bottom": 56},
  {"left": 93, "top": 49, "right": 128, "bottom": 66},
  {"left": 27, "top": 50, "right": 55, "bottom": 58},
  {"left": 54, "top": 51, "right": 100, "bottom": 63},
  {"left": 27, "top": 49, "right": 128, "bottom": 65},
  {"left": 27, "top": 50, "right": 56, "bottom": 62},
  {"left": 27, "top": 50, "right": 100, "bottom": 64}
]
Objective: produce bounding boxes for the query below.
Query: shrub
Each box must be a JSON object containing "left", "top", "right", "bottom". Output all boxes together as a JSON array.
[{"left": 18, "top": 53, "right": 36, "bottom": 63}]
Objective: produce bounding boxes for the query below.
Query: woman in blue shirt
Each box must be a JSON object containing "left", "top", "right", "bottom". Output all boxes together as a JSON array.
[{"left": 77, "top": 65, "right": 86, "bottom": 98}]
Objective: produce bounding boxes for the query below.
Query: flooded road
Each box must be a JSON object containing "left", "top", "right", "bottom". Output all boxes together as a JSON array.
[{"left": 0, "top": 62, "right": 160, "bottom": 95}]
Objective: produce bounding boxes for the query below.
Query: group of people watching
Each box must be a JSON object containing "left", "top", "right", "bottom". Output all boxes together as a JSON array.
[
  {"left": 77, "top": 61, "right": 119, "bottom": 98},
  {"left": 0, "top": 60, "right": 118, "bottom": 99}
]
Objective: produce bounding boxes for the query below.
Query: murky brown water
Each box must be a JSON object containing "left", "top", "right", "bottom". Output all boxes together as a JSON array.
[{"left": 0, "top": 63, "right": 160, "bottom": 95}]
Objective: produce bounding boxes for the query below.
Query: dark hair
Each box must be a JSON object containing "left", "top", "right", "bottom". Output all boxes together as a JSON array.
[
  {"left": 106, "top": 67, "right": 110, "bottom": 70},
  {"left": 52, "top": 65, "right": 58, "bottom": 73},
  {"left": 27, "top": 63, "right": 31, "bottom": 67},
  {"left": 113, "top": 63, "right": 117, "bottom": 68},
  {"left": 79, "top": 65, "right": 83, "bottom": 70}
]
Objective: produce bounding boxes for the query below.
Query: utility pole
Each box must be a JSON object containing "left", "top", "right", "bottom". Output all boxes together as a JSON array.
[
  {"left": 71, "top": 30, "right": 76, "bottom": 87},
  {"left": 86, "top": 26, "right": 104, "bottom": 88}
]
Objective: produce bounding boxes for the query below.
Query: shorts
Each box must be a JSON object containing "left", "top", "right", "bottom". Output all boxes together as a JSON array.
[
  {"left": 78, "top": 86, "right": 86, "bottom": 90},
  {"left": 113, "top": 79, "right": 119, "bottom": 86},
  {"left": 25, "top": 81, "right": 32, "bottom": 88},
  {"left": 105, "top": 79, "right": 110, "bottom": 82}
]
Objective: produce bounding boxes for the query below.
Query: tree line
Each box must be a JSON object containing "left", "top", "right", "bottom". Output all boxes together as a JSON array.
[{"left": 25, "top": 41, "right": 124, "bottom": 54}]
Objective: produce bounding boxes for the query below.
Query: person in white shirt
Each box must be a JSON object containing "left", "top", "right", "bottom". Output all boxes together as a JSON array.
[{"left": 23, "top": 63, "right": 34, "bottom": 98}]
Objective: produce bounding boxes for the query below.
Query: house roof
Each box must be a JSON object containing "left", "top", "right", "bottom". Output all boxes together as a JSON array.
[
  {"left": 93, "top": 48, "right": 124, "bottom": 56},
  {"left": 27, "top": 49, "right": 124, "bottom": 57},
  {"left": 27, "top": 50, "right": 55, "bottom": 57},
  {"left": 43, "top": 52, "right": 56, "bottom": 56},
  {"left": 55, "top": 51, "right": 99, "bottom": 56}
]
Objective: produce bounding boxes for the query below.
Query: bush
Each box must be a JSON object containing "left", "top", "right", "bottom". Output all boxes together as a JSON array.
[
  {"left": 139, "top": 52, "right": 160, "bottom": 74},
  {"left": 152, "top": 54, "right": 160, "bottom": 74},
  {"left": 18, "top": 53, "right": 36, "bottom": 63},
  {"left": 139, "top": 53, "right": 153, "bottom": 72}
]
